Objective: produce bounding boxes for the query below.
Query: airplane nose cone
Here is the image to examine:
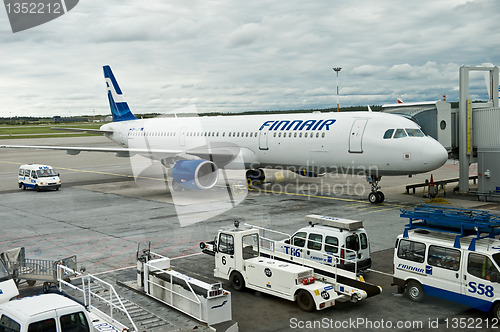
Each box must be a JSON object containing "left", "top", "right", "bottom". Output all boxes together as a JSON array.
[{"left": 422, "top": 141, "right": 448, "bottom": 171}]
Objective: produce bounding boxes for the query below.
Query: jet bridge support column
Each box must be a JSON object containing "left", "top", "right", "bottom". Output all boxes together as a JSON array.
[{"left": 458, "top": 65, "right": 499, "bottom": 193}]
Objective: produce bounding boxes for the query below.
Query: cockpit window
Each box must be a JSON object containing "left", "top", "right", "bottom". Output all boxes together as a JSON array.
[
  {"left": 383, "top": 129, "right": 394, "bottom": 139},
  {"left": 406, "top": 129, "right": 425, "bottom": 137},
  {"left": 393, "top": 129, "right": 407, "bottom": 138}
]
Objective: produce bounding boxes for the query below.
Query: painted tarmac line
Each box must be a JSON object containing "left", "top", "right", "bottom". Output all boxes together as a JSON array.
[{"left": 367, "top": 268, "right": 393, "bottom": 277}]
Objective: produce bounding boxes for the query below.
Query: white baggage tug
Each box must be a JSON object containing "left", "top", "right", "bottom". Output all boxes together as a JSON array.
[
  {"left": 201, "top": 221, "right": 370, "bottom": 311},
  {"left": 393, "top": 204, "right": 500, "bottom": 318}
]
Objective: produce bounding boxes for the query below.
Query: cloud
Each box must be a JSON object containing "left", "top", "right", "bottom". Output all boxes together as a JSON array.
[{"left": 0, "top": 0, "right": 499, "bottom": 117}]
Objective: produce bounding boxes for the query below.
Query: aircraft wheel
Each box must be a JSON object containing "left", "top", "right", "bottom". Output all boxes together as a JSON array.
[
  {"left": 171, "top": 181, "right": 183, "bottom": 192},
  {"left": 296, "top": 290, "right": 315, "bottom": 312},
  {"left": 376, "top": 191, "right": 385, "bottom": 203},
  {"left": 406, "top": 280, "right": 425, "bottom": 302},
  {"left": 368, "top": 192, "right": 379, "bottom": 204},
  {"left": 230, "top": 271, "right": 245, "bottom": 291}
]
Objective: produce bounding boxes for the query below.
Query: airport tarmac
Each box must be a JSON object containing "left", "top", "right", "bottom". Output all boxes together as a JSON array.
[{"left": 1, "top": 136, "right": 499, "bottom": 331}]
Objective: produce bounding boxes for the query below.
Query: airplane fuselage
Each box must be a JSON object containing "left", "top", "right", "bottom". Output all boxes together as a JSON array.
[{"left": 100, "top": 111, "right": 448, "bottom": 177}]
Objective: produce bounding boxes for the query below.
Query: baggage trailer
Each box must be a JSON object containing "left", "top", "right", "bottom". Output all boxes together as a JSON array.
[
  {"left": 0, "top": 247, "right": 77, "bottom": 292},
  {"left": 200, "top": 221, "right": 373, "bottom": 312}
]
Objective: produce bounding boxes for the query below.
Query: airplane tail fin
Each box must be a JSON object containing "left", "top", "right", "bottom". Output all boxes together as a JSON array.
[{"left": 103, "top": 65, "right": 137, "bottom": 122}]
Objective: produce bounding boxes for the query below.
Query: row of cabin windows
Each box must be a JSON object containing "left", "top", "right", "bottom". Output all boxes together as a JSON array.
[
  {"left": 383, "top": 128, "right": 425, "bottom": 139},
  {"left": 129, "top": 131, "right": 176, "bottom": 137},
  {"left": 273, "top": 132, "right": 326, "bottom": 138},
  {"left": 128, "top": 131, "right": 327, "bottom": 139},
  {"left": 397, "top": 239, "right": 500, "bottom": 280}
]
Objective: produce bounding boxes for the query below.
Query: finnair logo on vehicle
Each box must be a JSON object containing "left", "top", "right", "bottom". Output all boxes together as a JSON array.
[
  {"left": 397, "top": 263, "right": 425, "bottom": 274},
  {"left": 259, "top": 119, "right": 336, "bottom": 131},
  {"left": 3, "top": 0, "right": 79, "bottom": 33}
]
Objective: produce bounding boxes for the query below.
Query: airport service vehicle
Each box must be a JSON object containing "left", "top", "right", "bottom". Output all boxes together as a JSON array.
[
  {"left": 200, "top": 221, "right": 370, "bottom": 312},
  {"left": 0, "top": 294, "right": 128, "bottom": 332},
  {"left": 18, "top": 164, "right": 61, "bottom": 191},
  {"left": 0, "top": 65, "right": 449, "bottom": 204},
  {"left": 274, "top": 215, "right": 371, "bottom": 272},
  {"left": 393, "top": 204, "right": 500, "bottom": 318},
  {"left": 0, "top": 259, "right": 19, "bottom": 304},
  {"left": 136, "top": 249, "right": 237, "bottom": 331}
]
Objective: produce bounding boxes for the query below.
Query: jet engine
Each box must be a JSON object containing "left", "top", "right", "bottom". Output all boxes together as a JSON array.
[{"left": 172, "top": 159, "right": 219, "bottom": 190}]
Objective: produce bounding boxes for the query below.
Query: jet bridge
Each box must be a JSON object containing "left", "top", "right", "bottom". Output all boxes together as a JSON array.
[{"left": 383, "top": 65, "right": 500, "bottom": 200}]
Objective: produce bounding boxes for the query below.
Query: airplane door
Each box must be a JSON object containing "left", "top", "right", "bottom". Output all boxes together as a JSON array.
[
  {"left": 179, "top": 127, "right": 186, "bottom": 146},
  {"left": 259, "top": 127, "right": 270, "bottom": 150},
  {"left": 349, "top": 119, "right": 368, "bottom": 153}
]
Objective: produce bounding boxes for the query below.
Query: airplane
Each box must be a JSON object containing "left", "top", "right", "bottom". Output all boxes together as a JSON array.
[{"left": 0, "top": 65, "right": 448, "bottom": 204}]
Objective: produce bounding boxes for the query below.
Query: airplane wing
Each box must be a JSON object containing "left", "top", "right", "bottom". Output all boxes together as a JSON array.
[
  {"left": 0, "top": 143, "right": 244, "bottom": 165},
  {"left": 50, "top": 127, "right": 113, "bottom": 134}
]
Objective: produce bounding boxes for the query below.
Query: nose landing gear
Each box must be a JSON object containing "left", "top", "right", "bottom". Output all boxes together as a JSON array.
[{"left": 367, "top": 175, "right": 385, "bottom": 203}]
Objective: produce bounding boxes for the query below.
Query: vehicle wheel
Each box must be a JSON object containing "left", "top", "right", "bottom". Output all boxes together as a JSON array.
[
  {"left": 368, "top": 192, "right": 379, "bottom": 204},
  {"left": 35, "top": 185, "right": 40, "bottom": 192},
  {"left": 27, "top": 280, "right": 36, "bottom": 286},
  {"left": 55, "top": 187, "right": 59, "bottom": 191},
  {"left": 43, "top": 282, "right": 50, "bottom": 293},
  {"left": 492, "top": 302, "right": 500, "bottom": 320},
  {"left": 21, "top": 183, "right": 26, "bottom": 190},
  {"left": 230, "top": 271, "right": 245, "bottom": 291},
  {"left": 376, "top": 191, "right": 385, "bottom": 203},
  {"left": 296, "top": 290, "right": 315, "bottom": 312},
  {"left": 406, "top": 280, "right": 424, "bottom": 302}
]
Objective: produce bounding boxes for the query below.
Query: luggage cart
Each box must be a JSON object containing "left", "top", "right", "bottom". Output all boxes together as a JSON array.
[{"left": 0, "top": 247, "right": 77, "bottom": 292}]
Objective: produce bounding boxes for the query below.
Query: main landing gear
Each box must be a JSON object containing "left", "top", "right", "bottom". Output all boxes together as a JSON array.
[{"left": 367, "top": 175, "right": 385, "bottom": 204}]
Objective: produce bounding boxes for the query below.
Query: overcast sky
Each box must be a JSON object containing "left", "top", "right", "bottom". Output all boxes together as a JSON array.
[{"left": 1, "top": 0, "right": 499, "bottom": 118}]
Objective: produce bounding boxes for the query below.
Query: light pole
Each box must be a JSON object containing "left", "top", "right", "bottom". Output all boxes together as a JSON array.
[{"left": 332, "top": 67, "right": 341, "bottom": 112}]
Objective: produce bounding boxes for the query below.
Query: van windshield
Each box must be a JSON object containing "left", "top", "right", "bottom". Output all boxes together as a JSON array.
[
  {"left": 493, "top": 253, "right": 500, "bottom": 268},
  {"left": 36, "top": 169, "right": 57, "bottom": 177}
]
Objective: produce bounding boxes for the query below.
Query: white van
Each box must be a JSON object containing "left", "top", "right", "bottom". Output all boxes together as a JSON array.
[
  {"left": 393, "top": 205, "right": 500, "bottom": 319},
  {"left": 0, "top": 294, "right": 125, "bottom": 331},
  {"left": 18, "top": 164, "right": 61, "bottom": 191},
  {"left": 0, "top": 259, "right": 19, "bottom": 304},
  {"left": 275, "top": 215, "right": 371, "bottom": 272}
]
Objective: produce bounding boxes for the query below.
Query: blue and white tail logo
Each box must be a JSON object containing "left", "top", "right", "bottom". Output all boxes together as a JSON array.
[{"left": 103, "top": 65, "right": 137, "bottom": 122}]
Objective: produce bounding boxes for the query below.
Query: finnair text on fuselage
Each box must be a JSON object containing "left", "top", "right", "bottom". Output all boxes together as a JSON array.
[{"left": 259, "top": 119, "right": 336, "bottom": 131}]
